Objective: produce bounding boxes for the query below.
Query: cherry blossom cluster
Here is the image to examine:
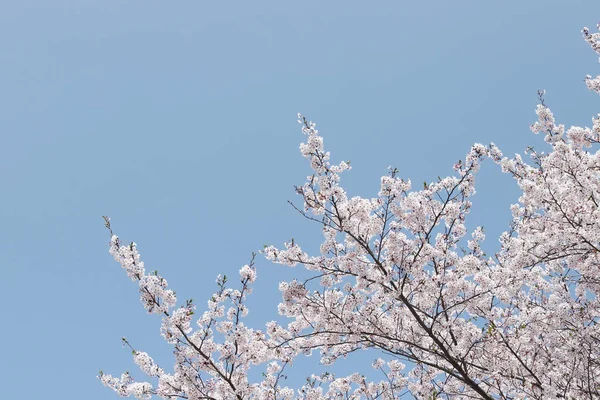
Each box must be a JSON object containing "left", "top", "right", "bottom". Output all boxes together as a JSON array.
[
  {"left": 583, "top": 23, "right": 600, "bottom": 93},
  {"left": 100, "top": 222, "right": 296, "bottom": 399},
  {"left": 100, "top": 24, "right": 600, "bottom": 400}
]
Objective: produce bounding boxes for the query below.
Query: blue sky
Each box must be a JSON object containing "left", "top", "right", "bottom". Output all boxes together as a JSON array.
[{"left": 2, "top": 1, "right": 600, "bottom": 399}]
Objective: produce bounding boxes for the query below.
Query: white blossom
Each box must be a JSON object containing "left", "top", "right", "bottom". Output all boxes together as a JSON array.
[{"left": 99, "top": 24, "right": 600, "bottom": 400}]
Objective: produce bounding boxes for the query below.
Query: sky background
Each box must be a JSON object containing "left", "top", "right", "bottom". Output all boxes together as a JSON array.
[{"left": 2, "top": 1, "right": 600, "bottom": 399}]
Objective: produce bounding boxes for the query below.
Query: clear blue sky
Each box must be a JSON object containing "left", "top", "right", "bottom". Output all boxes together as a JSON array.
[{"left": 2, "top": 1, "right": 600, "bottom": 399}]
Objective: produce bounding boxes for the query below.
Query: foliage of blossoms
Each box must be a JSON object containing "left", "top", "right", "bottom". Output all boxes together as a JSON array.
[{"left": 100, "top": 25, "right": 600, "bottom": 399}]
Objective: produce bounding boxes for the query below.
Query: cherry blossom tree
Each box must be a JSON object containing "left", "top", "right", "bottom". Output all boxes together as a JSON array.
[{"left": 99, "top": 25, "right": 600, "bottom": 399}]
